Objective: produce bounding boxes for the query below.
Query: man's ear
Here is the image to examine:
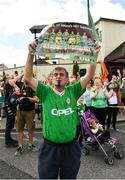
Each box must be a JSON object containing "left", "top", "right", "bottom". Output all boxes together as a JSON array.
[{"left": 66, "top": 78, "right": 70, "bottom": 85}]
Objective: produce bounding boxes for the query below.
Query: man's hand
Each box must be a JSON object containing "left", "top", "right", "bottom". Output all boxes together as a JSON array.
[
  {"left": 28, "top": 41, "right": 37, "bottom": 55},
  {"left": 8, "top": 79, "right": 20, "bottom": 91},
  {"left": 94, "top": 41, "right": 101, "bottom": 54}
]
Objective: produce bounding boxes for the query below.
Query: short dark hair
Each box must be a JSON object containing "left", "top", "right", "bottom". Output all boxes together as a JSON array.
[
  {"left": 52, "top": 67, "right": 69, "bottom": 77},
  {"left": 14, "top": 70, "right": 18, "bottom": 75},
  {"left": 3, "top": 76, "right": 8, "bottom": 82}
]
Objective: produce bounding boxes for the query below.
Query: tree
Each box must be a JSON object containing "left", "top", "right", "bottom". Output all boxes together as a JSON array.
[{"left": 73, "top": 61, "right": 79, "bottom": 79}]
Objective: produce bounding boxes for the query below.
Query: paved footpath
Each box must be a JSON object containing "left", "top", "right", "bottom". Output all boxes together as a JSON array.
[{"left": 0, "top": 159, "right": 34, "bottom": 179}]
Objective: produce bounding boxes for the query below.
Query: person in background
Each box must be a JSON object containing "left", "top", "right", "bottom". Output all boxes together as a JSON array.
[
  {"left": 14, "top": 81, "right": 39, "bottom": 156},
  {"left": 116, "top": 69, "right": 122, "bottom": 84},
  {"left": 24, "top": 41, "right": 100, "bottom": 179},
  {"left": 68, "top": 74, "right": 77, "bottom": 84},
  {"left": 14, "top": 70, "right": 18, "bottom": 77},
  {"left": 102, "top": 78, "right": 109, "bottom": 89},
  {"left": 87, "top": 117, "right": 110, "bottom": 142},
  {"left": 108, "top": 75, "right": 120, "bottom": 97},
  {"left": 83, "top": 80, "right": 93, "bottom": 110},
  {"left": 3, "top": 74, "right": 22, "bottom": 147},
  {"left": 90, "top": 78, "right": 111, "bottom": 129},
  {"left": 35, "top": 100, "right": 41, "bottom": 120},
  {"left": 46, "top": 72, "right": 53, "bottom": 86},
  {"left": 107, "top": 75, "right": 120, "bottom": 131}
]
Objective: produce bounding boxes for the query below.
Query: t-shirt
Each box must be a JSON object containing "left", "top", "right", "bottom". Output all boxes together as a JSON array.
[
  {"left": 35, "top": 80, "right": 83, "bottom": 143},
  {"left": 108, "top": 91, "right": 118, "bottom": 105},
  {"left": 92, "top": 91, "right": 108, "bottom": 108},
  {"left": 84, "top": 89, "right": 92, "bottom": 107},
  {"left": 4, "top": 83, "right": 13, "bottom": 102},
  {"left": 19, "top": 85, "right": 35, "bottom": 111}
]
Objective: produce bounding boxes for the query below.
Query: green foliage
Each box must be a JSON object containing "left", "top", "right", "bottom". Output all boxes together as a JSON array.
[{"left": 73, "top": 61, "right": 79, "bottom": 78}]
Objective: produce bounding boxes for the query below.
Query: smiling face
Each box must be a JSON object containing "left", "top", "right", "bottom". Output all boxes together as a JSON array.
[{"left": 94, "top": 78, "right": 102, "bottom": 89}]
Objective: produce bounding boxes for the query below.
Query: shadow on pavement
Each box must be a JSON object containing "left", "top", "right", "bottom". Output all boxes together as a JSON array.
[{"left": 0, "top": 159, "right": 35, "bottom": 179}]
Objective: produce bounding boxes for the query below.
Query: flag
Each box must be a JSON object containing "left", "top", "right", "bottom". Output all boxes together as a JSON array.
[
  {"left": 100, "top": 62, "right": 109, "bottom": 81},
  {"left": 118, "top": 88, "right": 122, "bottom": 105},
  {"left": 87, "top": 0, "right": 98, "bottom": 41}
]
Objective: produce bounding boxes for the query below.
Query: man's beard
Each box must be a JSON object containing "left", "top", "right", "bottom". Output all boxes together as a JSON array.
[{"left": 56, "top": 80, "right": 61, "bottom": 87}]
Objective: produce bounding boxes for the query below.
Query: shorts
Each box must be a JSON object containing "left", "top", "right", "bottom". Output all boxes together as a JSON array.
[{"left": 16, "top": 110, "right": 35, "bottom": 133}]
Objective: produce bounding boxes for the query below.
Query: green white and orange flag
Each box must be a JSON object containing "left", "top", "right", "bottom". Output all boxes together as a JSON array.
[{"left": 100, "top": 62, "right": 109, "bottom": 81}]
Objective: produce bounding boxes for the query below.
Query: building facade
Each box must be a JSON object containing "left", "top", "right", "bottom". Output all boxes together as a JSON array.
[{"left": 96, "top": 17, "right": 125, "bottom": 59}]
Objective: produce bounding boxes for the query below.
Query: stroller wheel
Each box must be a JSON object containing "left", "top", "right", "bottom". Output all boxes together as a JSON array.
[
  {"left": 114, "top": 150, "right": 124, "bottom": 159},
  {"left": 82, "top": 147, "right": 89, "bottom": 156},
  {"left": 104, "top": 156, "right": 114, "bottom": 165}
]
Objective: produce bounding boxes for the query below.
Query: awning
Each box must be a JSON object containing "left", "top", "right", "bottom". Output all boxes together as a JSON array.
[{"left": 104, "top": 41, "right": 125, "bottom": 66}]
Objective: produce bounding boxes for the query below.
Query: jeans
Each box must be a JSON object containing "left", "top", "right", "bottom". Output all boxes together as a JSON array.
[{"left": 5, "top": 114, "right": 15, "bottom": 144}]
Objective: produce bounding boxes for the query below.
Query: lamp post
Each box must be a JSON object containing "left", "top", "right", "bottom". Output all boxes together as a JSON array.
[
  {"left": 29, "top": 25, "right": 46, "bottom": 39},
  {"left": 29, "top": 25, "right": 47, "bottom": 63}
]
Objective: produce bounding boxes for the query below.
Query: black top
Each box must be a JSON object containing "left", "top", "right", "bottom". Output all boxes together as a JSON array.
[
  {"left": 19, "top": 84, "right": 35, "bottom": 111},
  {"left": 4, "top": 83, "right": 13, "bottom": 102}
]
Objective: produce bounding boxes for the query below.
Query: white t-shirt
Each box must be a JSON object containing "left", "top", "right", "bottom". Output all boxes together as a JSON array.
[{"left": 108, "top": 92, "right": 118, "bottom": 105}]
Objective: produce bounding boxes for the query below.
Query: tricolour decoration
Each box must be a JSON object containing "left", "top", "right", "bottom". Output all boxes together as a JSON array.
[{"left": 34, "top": 22, "right": 97, "bottom": 63}]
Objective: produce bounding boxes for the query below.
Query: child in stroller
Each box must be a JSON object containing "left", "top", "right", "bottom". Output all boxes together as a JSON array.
[
  {"left": 87, "top": 117, "right": 110, "bottom": 143},
  {"left": 81, "top": 110, "right": 124, "bottom": 165}
]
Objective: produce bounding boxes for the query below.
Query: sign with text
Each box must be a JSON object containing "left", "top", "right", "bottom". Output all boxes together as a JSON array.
[{"left": 34, "top": 22, "right": 97, "bottom": 63}]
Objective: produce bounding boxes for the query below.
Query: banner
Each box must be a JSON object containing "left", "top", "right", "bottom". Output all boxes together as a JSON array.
[{"left": 34, "top": 22, "right": 97, "bottom": 63}]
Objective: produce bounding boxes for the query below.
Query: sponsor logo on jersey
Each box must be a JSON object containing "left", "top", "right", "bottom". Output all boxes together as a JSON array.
[
  {"left": 66, "top": 98, "right": 71, "bottom": 104},
  {"left": 51, "top": 107, "right": 74, "bottom": 116}
]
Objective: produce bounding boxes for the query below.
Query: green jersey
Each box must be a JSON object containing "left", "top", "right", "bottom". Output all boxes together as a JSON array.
[{"left": 36, "top": 81, "right": 83, "bottom": 143}]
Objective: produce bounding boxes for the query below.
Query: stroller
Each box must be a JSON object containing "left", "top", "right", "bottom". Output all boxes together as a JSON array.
[{"left": 81, "top": 110, "right": 124, "bottom": 165}]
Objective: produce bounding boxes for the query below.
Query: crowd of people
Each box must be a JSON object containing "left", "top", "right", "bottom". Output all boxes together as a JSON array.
[
  {"left": 0, "top": 39, "right": 124, "bottom": 179},
  {"left": 0, "top": 71, "right": 41, "bottom": 153},
  {"left": 78, "top": 71, "right": 124, "bottom": 131}
]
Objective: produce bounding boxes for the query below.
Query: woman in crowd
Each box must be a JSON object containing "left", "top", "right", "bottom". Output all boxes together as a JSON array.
[
  {"left": 83, "top": 80, "right": 93, "bottom": 111},
  {"left": 106, "top": 75, "right": 120, "bottom": 131},
  {"left": 90, "top": 78, "right": 111, "bottom": 129}
]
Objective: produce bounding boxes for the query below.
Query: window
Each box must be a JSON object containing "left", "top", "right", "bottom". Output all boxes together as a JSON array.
[{"left": 96, "top": 28, "right": 102, "bottom": 42}]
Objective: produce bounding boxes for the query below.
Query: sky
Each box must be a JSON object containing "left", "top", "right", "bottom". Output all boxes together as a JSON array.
[{"left": 0, "top": 0, "right": 125, "bottom": 68}]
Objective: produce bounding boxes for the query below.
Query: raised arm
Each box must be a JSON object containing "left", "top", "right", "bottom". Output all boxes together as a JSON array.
[
  {"left": 24, "top": 42, "right": 38, "bottom": 91},
  {"left": 8, "top": 79, "right": 20, "bottom": 92},
  {"left": 80, "top": 43, "right": 100, "bottom": 89},
  {"left": 80, "top": 64, "right": 96, "bottom": 89},
  {"left": 14, "top": 71, "right": 24, "bottom": 82}
]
